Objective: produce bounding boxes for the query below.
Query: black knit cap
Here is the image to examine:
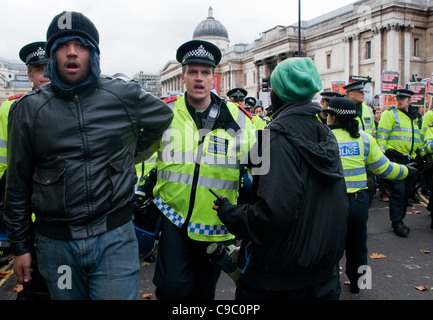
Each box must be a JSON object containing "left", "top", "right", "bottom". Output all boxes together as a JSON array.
[{"left": 45, "top": 11, "right": 100, "bottom": 57}]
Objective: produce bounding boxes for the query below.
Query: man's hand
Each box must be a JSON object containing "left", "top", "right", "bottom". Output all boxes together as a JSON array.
[{"left": 13, "top": 253, "right": 32, "bottom": 284}]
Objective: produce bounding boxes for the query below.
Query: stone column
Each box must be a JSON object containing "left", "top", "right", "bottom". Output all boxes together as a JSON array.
[
  {"left": 403, "top": 25, "right": 414, "bottom": 85},
  {"left": 255, "top": 63, "right": 260, "bottom": 93},
  {"left": 352, "top": 33, "right": 360, "bottom": 76},
  {"left": 386, "top": 23, "right": 400, "bottom": 72},
  {"left": 343, "top": 36, "right": 351, "bottom": 82},
  {"left": 372, "top": 27, "right": 383, "bottom": 94}
]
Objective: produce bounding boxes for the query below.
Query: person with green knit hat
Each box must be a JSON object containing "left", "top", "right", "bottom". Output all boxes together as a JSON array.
[
  {"left": 270, "top": 57, "right": 322, "bottom": 102},
  {"left": 213, "top": 57, "right": 349, "bottom": 300}
]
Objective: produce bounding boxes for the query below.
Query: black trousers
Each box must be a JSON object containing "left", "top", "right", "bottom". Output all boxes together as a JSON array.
[
  {"left": 385, "top": 156, "right": 416, "bottom": 223},
  {"left": 345, "top": 190, "right": 369, "bottom": 286},
  {"left": 153, "top": 217, "right": 222, "bottom": 300}
]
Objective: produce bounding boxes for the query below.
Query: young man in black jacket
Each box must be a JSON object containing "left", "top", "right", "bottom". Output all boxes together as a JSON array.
[
  {"left": 214, "top": 57, "right": 349, "bottom": 300},
  {"left": 5, "top": 11, "right": 173, "bottom": 300}
]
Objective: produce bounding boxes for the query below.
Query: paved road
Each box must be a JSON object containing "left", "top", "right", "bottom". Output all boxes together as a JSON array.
[{"left": 0, "top": 191, "right": 432, "bottom": 301}]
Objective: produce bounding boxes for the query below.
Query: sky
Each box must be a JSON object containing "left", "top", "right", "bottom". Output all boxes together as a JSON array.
[{"left": 0, "top": 0, "right": 356, "bottom": 77}]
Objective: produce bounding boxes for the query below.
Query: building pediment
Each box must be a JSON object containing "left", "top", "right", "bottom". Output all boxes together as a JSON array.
[{"left": 160, "top": 60, "right": 180, "bottom": 75}]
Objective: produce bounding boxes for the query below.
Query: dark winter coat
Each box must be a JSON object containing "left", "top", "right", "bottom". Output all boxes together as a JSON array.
[
  {"left": 217, "top": 99, "right": 349, "bottom": 291},
  {"left": 5, "top": 76, "right": 173, "bottom": 255}
]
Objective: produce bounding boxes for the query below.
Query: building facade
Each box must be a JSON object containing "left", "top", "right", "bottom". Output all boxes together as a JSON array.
[
  {"left": 160, "top": 0, "right": 433, "bottom": 108},
  {"left": 133, "top": 71, "right": 162, "bottom": 98},
  {"left": 0, "top": 57, "right": 31, "bottom": 104}
]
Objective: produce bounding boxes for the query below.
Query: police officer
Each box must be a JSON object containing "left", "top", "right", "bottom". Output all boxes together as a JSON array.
[
  {"left": 325, "top": 97, "right": 417, "bottom": 293},
  {"left": 0, "top": 41, "right": 50, "bottom": 298},
  {"left": 318, "top": 91, "right": 342, "bottom": 124},
  {"left": 228, "top": 89, "right": 266, "bottom": 130},
  {"left": 419, "top": 107, "right": 433, "bottom": 229},
  {"left": 151, "top": 40, "right": 257, "bottom": 299},
  {"left": 245, "top": 96, "right": 256, "bottom": 113},
  {"left": 344, "top": 81, "right": 377, "bottom": 204},
  {"left": 0, "top": 42, "right": 50, "bottom": 182},
  {"left": 376, "top": 89, "right": 422, "bottom": 237},
  {"left": 227, "top": 88, "right": 247, "bottom": 109},
  {"left": 344, "top": 81, "right": 376, "bottom": 136}
]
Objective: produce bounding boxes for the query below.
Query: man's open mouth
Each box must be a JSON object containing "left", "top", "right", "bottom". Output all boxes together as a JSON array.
[{"left": 66, "top": 61, "right": 79, "bottom": 72}]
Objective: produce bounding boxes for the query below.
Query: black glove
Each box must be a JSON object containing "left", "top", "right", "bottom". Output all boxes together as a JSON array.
[
  {"left": 215, "top": 197, "right": 233, "bottom": 221},
  {"left": 405, "top": 162, "right": 419, "bottom": 180},
  {"left": 422, "top": 154, "right": 433, "bottom": 170},
  {"left": 385, "top": 148, "right": 403, "bottom": 159}
]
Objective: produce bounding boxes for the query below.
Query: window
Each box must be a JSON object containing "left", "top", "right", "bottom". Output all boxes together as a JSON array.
[
  {"left": 414, "top": 38, "right": 419, "bottom": 57},
  {"left": 366, "top": 41, "right": 372, "bottom": 59},
  {"left": 326, "top": 53, "right": 331, "bottom": 69}
]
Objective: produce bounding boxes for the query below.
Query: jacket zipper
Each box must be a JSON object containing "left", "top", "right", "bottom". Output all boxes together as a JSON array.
[
  {"left": 409, "top": 119, "right": 414, "bottom": 157},
  {"left": 74, "top": 95, "right": 93, "bottom": 217}
]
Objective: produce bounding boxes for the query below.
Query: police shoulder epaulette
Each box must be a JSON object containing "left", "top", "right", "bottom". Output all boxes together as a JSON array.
[
  {"left": 163, "top": 96, "right": 178, "bottom": 103},
  {"left": 8, "top": 93, "right": 25, "bottom": 101},
  {"left": 237, "top": 104, "right": 253, "bottom": 120}
]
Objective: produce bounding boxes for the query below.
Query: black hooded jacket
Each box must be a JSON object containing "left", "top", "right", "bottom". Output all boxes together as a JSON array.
[{"left": 217, "top": 100, "right": 349, "bottom": 291}]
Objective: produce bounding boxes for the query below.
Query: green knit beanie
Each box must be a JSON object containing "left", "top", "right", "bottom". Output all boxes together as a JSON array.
[{"left": 270, "top": 57, "right": 322, "bottom": 102}]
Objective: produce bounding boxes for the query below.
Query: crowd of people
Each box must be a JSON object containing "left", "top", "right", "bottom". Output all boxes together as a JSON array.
[{"left": 0, "top": 10, "right": 431, "bottom": 301}]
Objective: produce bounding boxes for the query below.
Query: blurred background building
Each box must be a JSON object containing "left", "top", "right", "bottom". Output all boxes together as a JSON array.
[{"left": 160, "top": 0, "right": 433, "bottom": 109}]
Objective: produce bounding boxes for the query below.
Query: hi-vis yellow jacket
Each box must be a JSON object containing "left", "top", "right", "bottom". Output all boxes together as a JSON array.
[
  {"left": 0, "top": 94, "right": 25, "bottom": 180},
  {"left": 135, "top": 151, "right": 157, "bottom": 188},
  {"left": 376, "top": 106, "right": 422, "bottom": 159},
  {"left": 332, "top": 128, "right": 408, "bottom": 193},
  {"left": 357, "top": 102, "right": 376, "bottom": 136},
  {"left": 153, "top": 95, "right": 257, "bottom": 242},
  {"left": 419, "top": 109, "right": 433, "bottom": 157}
]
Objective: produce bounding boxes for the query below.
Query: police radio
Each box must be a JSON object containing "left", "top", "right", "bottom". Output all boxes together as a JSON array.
[{"left": 209, "top": 188, "right": 222, "bottom": 206}]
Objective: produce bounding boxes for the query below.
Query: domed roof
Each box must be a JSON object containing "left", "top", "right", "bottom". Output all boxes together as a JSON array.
[{"left": 193, "top": 7, "right": 229, "bottom": 41}]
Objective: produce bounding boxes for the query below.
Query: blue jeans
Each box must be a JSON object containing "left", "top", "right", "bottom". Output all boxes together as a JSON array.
[{"left": 35, "top": 221, "right": 140, "bottom": 300}]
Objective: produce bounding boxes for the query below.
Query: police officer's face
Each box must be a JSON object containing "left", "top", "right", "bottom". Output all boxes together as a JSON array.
[
  {"left": 181, "top": 64, "right": 214, "bottom": 107},
  {"left": 396, "top": 97, "right": 410, "bottom": 111},
  {"left": 231, "top": 99, "right": 245, "bottom": 108},
  {"left": 27, "top": 64, "right": 50, "bottom": 89},
  {"left": 320, "top": 99, "right": 329, "bottom": 110},
  {"left": 55, "top": 40, "right": 90, "bottom": 85},
  {"left": 349, "top": 90, "right": 365, "bottom": 103}
]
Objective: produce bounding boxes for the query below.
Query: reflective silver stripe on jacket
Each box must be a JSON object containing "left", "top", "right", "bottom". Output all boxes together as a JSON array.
[{"left": 157, "top": 170, "right": 239, "bottom": 190}]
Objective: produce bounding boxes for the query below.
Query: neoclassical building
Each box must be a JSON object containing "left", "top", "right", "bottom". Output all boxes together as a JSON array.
[{"left": 160, "top": 0, "right": 433, "bottom": 108}]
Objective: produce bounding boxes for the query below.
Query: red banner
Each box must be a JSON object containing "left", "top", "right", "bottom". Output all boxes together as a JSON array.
[{"left": 213, "top": 75, "right": 220, "bottom": 96}]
